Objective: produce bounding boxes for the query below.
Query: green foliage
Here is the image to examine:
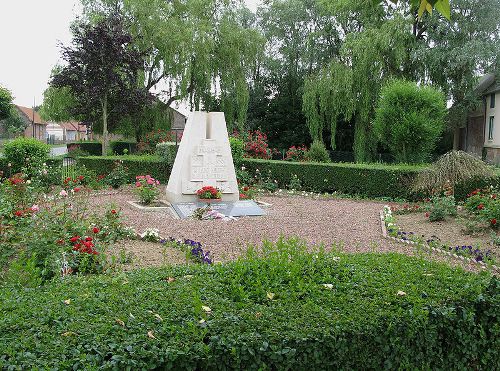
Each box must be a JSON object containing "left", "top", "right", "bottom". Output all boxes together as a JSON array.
[
  {"left": 303, "top": 16, "right": 413, "bottom": 162},
  {"left": 67, "top": 141, "right": 102, "bottom": 156},
  {"left": 0, "top": 86, "right": 13, "bottom": 121},
  {"left": 374, "top": 79, "right": 446, "bottom": 163},
  {"left": 0, "top": 238, "right": 498, "bottom": 369},
  {"left": 229, "top": 136, "right": 245, "bottom": 167},
  {"left": 3, "top": 138, "right": 50, "bottom": 175},
  {"left": 39, "top": 68, "right": 78, "bottom": 122},
  {"left": 1, "top": 108, "right": 26, "bottom": 136},
  {"left": 306, "top": 140, "right": 330, "bottom": 163},
  {"left": 243, "top": 158, "right": 422, "bottom": 199},
  {"left": 77, "top": 155, "right": 172, "bottom": 183},
  {"left": 110, "top": 141, "right": 136, "bottom": 155},
  {"left": 105, "top": 161, "right": 129, "bottom": 189},
  {"left": 156, "top": 142, "right": 178, "bottom": 165},
  {"left": 427, "top": 195, "right": 457, "bottom": 222},
  {"left": 414, "top": 151, "right": 495, "bottom": 194},
  {"left": 133, "top": 175, "right": 160, "bottom": 205}
]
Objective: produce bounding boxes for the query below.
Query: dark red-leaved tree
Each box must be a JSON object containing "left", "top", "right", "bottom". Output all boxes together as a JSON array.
[{"left": 52, "top": 14, "right": 147, "bottom": 155}]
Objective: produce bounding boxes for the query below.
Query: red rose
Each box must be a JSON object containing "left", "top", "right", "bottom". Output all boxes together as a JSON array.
[
  {"left": 491, "top": 219, "right": 497, "bottom": 225},
  {"left": 425, "top": 212, "right": 430, "bottom": 218},
  {"left": 70, "top": 236, "right": 80, "bottom": 243},
  {"left": 14, "top": 210, "right": 23, "bottom": 217},
  {"left": 93, "top": 227, "right": 100, "bottom": 234},
  {"left": 111, "top": 209, "right": 117, "bottom": 214},
  {"left": 85, "top": 237, "right": 93, "bottom": 242},
  {"left": 243, "top": 186, "right": 249, "bottom": 192},
  {"left": 78, "top": 175, "right": 84, "bottom": 181},
  {"left": 492, "top": 194, "right": 497, "bottom": 199},
  {"left": 74, "top": 187, "right": 81, "bottom": 193},
  {"left": 478, "top": 204, "right": 484, "bottom": 210}
]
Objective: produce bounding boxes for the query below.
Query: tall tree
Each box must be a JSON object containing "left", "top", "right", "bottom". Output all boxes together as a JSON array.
[
  {"left": 52, "top": 14, "right": 147, "bottom": 155},
  {"left": 0, "top": 86, "right": 13, "bottom": 121},
  {"left": 80, "top": 0, "right": 263, "bottom": 132}
]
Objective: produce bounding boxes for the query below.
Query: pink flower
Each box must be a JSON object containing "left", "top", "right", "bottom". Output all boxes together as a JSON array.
[
  {"left": 31, "top": 204, "right": 39, "bottom": 212},
  {"left": 147, "top": 179, "right": 154, "bottom": 185},
  {"left": 135, "top": 182, "right": 141, "bottom": 187},
  {"left": 59, "top": 190, "right": 68, "bottom": 197}
]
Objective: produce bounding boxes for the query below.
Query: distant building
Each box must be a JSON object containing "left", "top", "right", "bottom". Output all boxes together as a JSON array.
[
  {"left": 16, "top": 106, "right": 47, "bottom": 141},
  {"left": 462, "top": 74, "right": 499, "bottom": 163},
  {"left": 59, "top": 121, "right": 87, "bottom": 141}
]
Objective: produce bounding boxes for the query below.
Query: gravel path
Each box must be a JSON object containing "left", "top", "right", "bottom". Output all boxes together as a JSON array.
[{"left": 88, "top": 189, "right": 483, "bottom": 272}]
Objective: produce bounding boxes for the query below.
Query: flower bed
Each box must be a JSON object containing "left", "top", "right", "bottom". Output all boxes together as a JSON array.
[{"left": 381, "top": 206, "right": 499, "bottom": 272}]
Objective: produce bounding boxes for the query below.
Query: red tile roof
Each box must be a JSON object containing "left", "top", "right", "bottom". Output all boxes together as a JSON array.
[
  {"left": 58, "top": 121, "right": 86, "bottom": 132},
  {"left": 16, "top": 106, "right": 46, "bottom": 125}
]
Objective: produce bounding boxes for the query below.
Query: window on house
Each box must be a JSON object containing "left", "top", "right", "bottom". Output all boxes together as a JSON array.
[
  {"left": 488, "top": 116, "right": 494, "bottom": 140},
  {"left": 491, "top": 94, "right": 496, "bottom": 109}
]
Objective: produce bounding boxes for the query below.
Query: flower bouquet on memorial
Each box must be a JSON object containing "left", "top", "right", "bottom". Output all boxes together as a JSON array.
[
  {"left": 134, "top": 175, "right": 160, "bottom": 205},
  {"left": 196, "top": 186, "right": 222, "bottom": 201}
]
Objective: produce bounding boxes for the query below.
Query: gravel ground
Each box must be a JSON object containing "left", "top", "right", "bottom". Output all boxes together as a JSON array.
[{"left": 88, "top": 188, "right": 484, "bottom": 273}]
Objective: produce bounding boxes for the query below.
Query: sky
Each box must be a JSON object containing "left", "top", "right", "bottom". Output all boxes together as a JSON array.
[{"left": 0, "top": 0, "right": 261, "bottom": 110}]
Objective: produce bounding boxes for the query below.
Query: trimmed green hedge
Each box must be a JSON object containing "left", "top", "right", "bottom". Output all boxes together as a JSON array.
[
  {"left": 77, "top": 155, "right": 171, "bottom": 182},
  {"left": 243, "top": 158, "right": 423, "bottom": 199},
  {"left": 110, "top": 141, "right": 137, "bottom": 155},
  {"left": 0, "top": 242, "right": 498, "bottom": 369},
  {"left": 67, "top": 141, "right": 102, "bottom": 155},
  {"left": 242, "top": 158, "right": 500, "bottom": 200}
]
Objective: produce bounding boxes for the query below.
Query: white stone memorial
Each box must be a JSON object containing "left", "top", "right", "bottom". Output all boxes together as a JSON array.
[{"left": 165, "top": 111, "right": 239, "bottom": 204}]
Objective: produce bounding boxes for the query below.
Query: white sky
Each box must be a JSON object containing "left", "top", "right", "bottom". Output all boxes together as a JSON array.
[{"left": 0, "top": 0, "right": 261, "bottom": 110}]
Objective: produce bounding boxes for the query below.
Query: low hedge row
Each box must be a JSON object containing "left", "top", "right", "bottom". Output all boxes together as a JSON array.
[
  {"left": 0, "top": 241, "right": 498, "bottom": 369},
  {"left": 77, "top": 155, "right": 171, "bottom": 182},
  {"left": 67, "top": 141, "right": 138, "bottom": 155},
  {"left": 242, "top": 158, "right": 500, "bottom": 200},
  {"left": 243, "top": 158, "right": 423, "bottom": 199}
]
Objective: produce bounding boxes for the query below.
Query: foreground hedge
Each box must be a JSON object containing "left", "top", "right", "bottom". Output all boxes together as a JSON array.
[
  {"left": 77, "top": 155, "right": 171, "bottom": 182},
  {"left": 0, "top": 241, "right": 498, "bottom": 369}
]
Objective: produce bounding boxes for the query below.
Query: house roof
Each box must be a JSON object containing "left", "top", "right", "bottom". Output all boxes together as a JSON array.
[
  {"left": 59, "top": 121, "right": 86, "bottom": 132},
  {"left": 475, "top": 74, "right": 500, "bottom": 95},
  {"left": 16, "top": 106, "right": 46, "bottom": 125}
]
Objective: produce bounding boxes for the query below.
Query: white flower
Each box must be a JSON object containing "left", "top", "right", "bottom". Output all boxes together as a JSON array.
[
  {"left": 241, "top": 166, "right": 246, "bottom": 171},
  {"left": 26, "top": 180, "right": 31, "bottom": 185},
  {"left": 59, "top": 190, "right": 68, "bottom": 197},
  {"left": 31, "top": 204, "right": 39, "bottom": 212}
]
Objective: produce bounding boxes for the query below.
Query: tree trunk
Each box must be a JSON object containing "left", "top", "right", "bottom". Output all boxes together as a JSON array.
[
  {"left": 102, "top": 93, "right": 109, "bottom": 156},
  {"left": 453, "top": 127, "right": 460, "bottom": 150}
]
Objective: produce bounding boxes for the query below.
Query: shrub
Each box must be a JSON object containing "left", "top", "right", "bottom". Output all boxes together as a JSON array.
[
  {"left": 414, "top": 151, "right": 495, "bottom": 195},
  {"left": 374, "top": 79, "right": 446, "bottom": 163},
  {"left": 156, "top": 142, "right": 178, "bottom": 164},
  {"left": 243, "top": 130, "right": 271, "bottom": 159},
  {"left": 0, "top": 239, "right": 498, "bottom": 369},
  {"left": 110, "top": 141, "right": 137, "bottom": 155},
  {"left": 76, "top": 155, "right": 172, "bottom": 183},
  {"left": 134, "top": 175, "right": 160, "bottom": 204},
  {"left": 229, "top": 137, "right": 245, "bottom": 167},
  {"left": 426, "top": 195, "right": 457, "bottom": 222},
  {"left": 67, "top": 141, "right": 102, "bottom": 156},
  {"left": 105, "top": 161, "right": 129, "bottom": 189},
  {"left": 3, "top": 137, "right": 50, "bottom": 175},
  {"left": 285, "top": 145, "right": 308, "bottom": 162},
  {"left": 138, "top": 129, "right": 181, "bottom": 153},
  {"left": 305, "top": 140, "right": 330, "bottom": 163}
]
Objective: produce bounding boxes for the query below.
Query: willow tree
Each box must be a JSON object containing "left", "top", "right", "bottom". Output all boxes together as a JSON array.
[
  {"left": 80, "top": 0, "right": 264, "bottom": 132},
  {"left": 303, "top": 16, "right": 412, "bottom": 162}
]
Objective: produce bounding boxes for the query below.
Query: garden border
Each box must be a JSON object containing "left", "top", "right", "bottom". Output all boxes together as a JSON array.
[{"left": 380, "top": 207, "right": 500, "bottom": 273}]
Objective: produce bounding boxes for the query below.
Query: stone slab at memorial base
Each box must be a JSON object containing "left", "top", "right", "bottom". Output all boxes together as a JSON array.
[
  {"left": 166, "top": 111, "right": 239, "bottom": 203},
  {"left": 172, "top": 200, "right": 266, "bottom": 219}
]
